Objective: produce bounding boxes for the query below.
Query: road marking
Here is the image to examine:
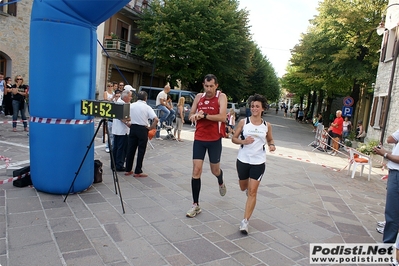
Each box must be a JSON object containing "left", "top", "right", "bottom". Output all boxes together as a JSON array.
[
  {"left": 0, "top": 140, "right": 29, "bottom": 149},
  {"left": 0, "top": 160, "right": 30, "bottom": 170}
]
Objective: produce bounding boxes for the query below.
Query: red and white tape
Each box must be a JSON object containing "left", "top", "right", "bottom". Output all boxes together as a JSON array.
[
  {"left": 276, "top": 153, "right": 350, "bottom": 172},
  {"left": 0, "top": 156, "right": 11, "bottom": 168},
  {"left": 30, "top": 117, "right": 93, "bottom": 124},
  {"left": 0, "top": 172, "right": 29, "bottom": 185}
]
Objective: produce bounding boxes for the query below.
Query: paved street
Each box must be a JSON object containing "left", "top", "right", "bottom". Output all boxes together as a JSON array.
[{"left": 0, "top": 110, "right": 390, "bottom": 266}]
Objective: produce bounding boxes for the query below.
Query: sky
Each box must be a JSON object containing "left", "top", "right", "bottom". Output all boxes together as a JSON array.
[{"left": 238, "top": 0, "right": 321, "bottom": 77}]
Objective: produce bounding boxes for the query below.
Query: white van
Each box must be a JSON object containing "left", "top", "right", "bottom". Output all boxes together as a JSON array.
[{"left": 138, "top": 86, "right": 197, "bottom": 122}]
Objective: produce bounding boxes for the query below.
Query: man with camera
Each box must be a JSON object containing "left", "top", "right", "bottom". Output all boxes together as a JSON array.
[{"left": 373, "top": 129, "right": 399, "bottom": 244}]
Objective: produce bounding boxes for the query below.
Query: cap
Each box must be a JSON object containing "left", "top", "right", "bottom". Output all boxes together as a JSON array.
[{"left": 124, "top": 85, "right": 136, "bottom": 91}]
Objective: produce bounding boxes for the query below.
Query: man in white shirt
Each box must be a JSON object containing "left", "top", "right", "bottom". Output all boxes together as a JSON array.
[
  {"left": 124, "top": 91, "right": 158, "bottom": 177},
  {"left": 155, "top": 84, "right": 174, "bottom": 129},
  {"left": 373, "top": 129, "right": 399, "bottom": 243},
  {"left": 111, "top": 89, "right": 132, "bottom": 171}
]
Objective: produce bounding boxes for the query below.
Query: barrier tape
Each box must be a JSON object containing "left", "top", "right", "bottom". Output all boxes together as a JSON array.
[
  {"left": 308, "top": 126, "right": 388, "bottom": 178},
  {"left": 30, "top": 117, "right": 94, "bottom": 124},
  {"left": 276, "top": 153, "right": 350, "bottom": 172},
  {"left": 0, "top": 172, "right": 29, "bottom": 185},
  {"left": 0, "top": 156, "right": 11, "bottom": 168}
]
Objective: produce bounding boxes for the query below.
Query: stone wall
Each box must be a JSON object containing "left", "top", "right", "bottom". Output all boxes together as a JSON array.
[
  {"left": 368, "top": 58, "right": 399, "bottom": 144},
  {"left": 0, "top": 0, "right": 32, "bottom": 83}
]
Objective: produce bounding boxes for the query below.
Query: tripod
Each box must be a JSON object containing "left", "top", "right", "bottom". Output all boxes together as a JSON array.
[{"left": 64, "top": 118, "right": 125, "bottom": 214}]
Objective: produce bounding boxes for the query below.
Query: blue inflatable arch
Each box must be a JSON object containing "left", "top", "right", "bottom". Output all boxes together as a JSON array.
[{"left": 29, "top": 0, "right": 129, "bottom": 194}]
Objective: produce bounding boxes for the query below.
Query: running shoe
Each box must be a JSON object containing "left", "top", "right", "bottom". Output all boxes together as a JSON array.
[
  {"left": 219, "top": 183, "right": 226, "bottom": 196},
  {"left": 240, "top": 219, "right": 249, "bottom": 234},
  {"left": 186, "top": 204, "right": 201, "bottom": 218},
  {"left": 377, "top": 221, "right": 386, "bottom": 227},
  {"left": 376, "top": 227, "right": 384, "bottom": 234}
]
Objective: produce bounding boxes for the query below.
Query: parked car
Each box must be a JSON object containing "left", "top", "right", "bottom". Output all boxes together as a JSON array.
[
  {"left": 138, "top": 86, "right": 197, "bottom": 122},
  {"left": 239, "top": 102, "right": 247, "bottom": 116},
  {"left": 227, "top": 102, "right": 240, "bottom": 118}
]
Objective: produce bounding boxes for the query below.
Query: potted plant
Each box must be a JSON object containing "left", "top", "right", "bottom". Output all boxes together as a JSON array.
[
  {"left": 346, "top": 131, "right": 357, "bottom": 148},
  {"left": 111, "top": 32, "right": 118, "bottom": 39},
  {"left": 356, "top": 139, "right": 382, "bottom": 167}
]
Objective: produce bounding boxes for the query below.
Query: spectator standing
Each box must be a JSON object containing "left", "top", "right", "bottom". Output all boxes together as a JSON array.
[
  {"left": 3, "top": 77, "right": 13, "bottom": 117},
  {"left": 232, "top": 94, "right": 276, "bottom": 234},
  {"left": 186, "top": 74, "right": 227, "bottom": 218},
  {"left": 227, "top": 108, "right": 236, "bottom": 138},
  {"left": 166, "top": 94, "right": 176, "bottom": 126},
  {"left": 174, "top": 97, "right": 185, "bottom": 142},
  {"left": 111, "top": 89, "right": 132, "bottom": 171},
  {"left": 124, "top": 91, "right": 158, "bottom": 177},
  {"left": 112, "top": 81, "right": 118, "bottom": 91},
  {"left": 373, "top": 129, "right": 399, "bottom": 243},
  {"left": 342, "top": 116, "right": 352, "bottom": 139},
  {"left": 328, "top": 110, "right": 343, "bottom": 156},
  {"left": 297, "top": 108, "right": 304, "bottom": 122},
  {"left": 118, "top": 81, "right": 125, "bottom": 91},
  {"left": 11, "top": 75, "right": 28, "bottom": 132},
  {"left": 356, "top": 120, "right": 366, "bottom": 141}
]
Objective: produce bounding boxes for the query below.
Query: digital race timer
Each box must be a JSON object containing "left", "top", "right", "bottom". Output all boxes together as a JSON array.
[{"left": 81, "top": 100, "right": 130, "bottom": 119}]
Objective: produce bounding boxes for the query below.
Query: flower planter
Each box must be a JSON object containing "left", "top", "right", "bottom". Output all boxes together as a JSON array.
[{"left": 370, "top": 154, "right": 383, "bottom": 168}]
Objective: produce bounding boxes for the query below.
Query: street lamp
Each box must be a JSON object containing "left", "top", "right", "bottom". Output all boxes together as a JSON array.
[{"left": 376, "top": 3, "right": 399, "bottom": 35}]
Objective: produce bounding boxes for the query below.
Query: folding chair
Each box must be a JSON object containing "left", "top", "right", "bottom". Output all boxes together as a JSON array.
[{"left": 348, "top": 148, "right": 372, "bottom": 181}]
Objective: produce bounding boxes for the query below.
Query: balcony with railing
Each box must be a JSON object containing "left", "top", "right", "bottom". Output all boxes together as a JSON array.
[{"left": 102, "top": 37, "right": 140, "bottom": 60}]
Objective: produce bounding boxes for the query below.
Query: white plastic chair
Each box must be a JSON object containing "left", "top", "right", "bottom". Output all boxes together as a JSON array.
[{"left": 348, "top": 148, "right": 372, "bottom": 181}]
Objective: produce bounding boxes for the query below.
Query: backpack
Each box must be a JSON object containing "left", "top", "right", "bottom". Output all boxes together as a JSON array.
[{"left": 94, "top": 160, "right": 103, "bottom": 183}]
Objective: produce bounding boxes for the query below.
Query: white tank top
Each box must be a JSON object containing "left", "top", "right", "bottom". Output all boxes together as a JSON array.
[
  {"left": 106, "top": 91, "right": 113, "bottom": 101},
  {"left": 237, "top": 117, "right": 268, "bottom": 165}
]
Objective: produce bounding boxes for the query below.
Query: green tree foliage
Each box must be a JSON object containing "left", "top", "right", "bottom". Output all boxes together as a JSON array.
[
  {"left": 136, "top": 0, "right": 279, "bottom": 102},
  {"left": 137, "top": 0, "right": 251, "bottom": 90},
  {"left": 246, "top": 44, "right": 280, "bottom": 102},
  {"left": 282, "top": 0, "right": 386, "bottom": 111}
]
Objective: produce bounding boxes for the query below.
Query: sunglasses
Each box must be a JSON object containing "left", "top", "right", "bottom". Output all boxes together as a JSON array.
[{"left": 16, "top": 78, "right": 23, "bottom": 80}]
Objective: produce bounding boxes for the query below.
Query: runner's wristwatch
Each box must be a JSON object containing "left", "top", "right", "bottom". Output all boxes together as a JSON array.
[{"left": 203, "top": 113, "right": 208, "bottom": 119}]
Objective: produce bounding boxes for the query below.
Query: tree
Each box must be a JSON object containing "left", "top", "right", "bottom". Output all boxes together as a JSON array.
[
  {"left": 283, "top": 0, "right": 386, "bottom": 117},
  {"left": 246, "top": 44, "right": 280, "bottom": 102},
  {"left": 137, "top": 0, "right": 253, "bottom": 95}
]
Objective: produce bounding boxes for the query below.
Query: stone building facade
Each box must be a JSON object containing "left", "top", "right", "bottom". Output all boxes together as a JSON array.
[
  {"left": 368, "top": 1, "right": 399, "bottom": 144},
  {"left": 0, "top": 0, "right": 32, "bottom": 83},
  {"left": 0, "top": 0, "right": 160, "bottom": 99}
]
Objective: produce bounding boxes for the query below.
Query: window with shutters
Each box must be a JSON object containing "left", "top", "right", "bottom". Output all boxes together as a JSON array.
[
  {"left": 380, "top": 31, "right": 389, "bottom": 62},
  {"left": 382, "top": 28, "right": 397, "bottom": 62},
  {"left": 370, "top": 96, "right": 387, "bottom": 129},
  {"left": 116, "top": 20, "right": 130, "bottom": 42},
  {"left": 0, "top": 0, "right": 17, "bottom": 16}
]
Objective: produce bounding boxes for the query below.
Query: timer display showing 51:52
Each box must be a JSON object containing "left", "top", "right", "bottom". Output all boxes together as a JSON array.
[{"left": 81, "top": 100, "right": 130, "bottom": 119}]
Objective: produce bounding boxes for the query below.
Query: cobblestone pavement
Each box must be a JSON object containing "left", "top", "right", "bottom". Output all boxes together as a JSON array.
[{"left": 0, "top": 111, "right": 390, "bottom": 266}]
